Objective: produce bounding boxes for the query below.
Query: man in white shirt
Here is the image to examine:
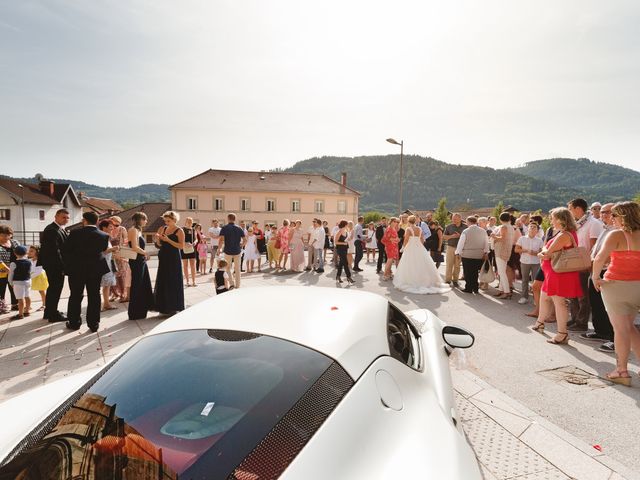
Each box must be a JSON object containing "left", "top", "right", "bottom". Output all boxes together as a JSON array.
[
  {"left": 455, "top": 216, "right": 489, "bottom": 293},
  {"left": 567, "top": 198, "right": 604, "bottom": 331},
  {"left": 305, "top": 223, "right": 316, "bottom": 271},
  {"left": 207, "top": 219, "right": 221, "bottom": 273},
  {"left": 515, "top": 223, "right": 544, "bottom": 304},
  {"left": 311, "top": 218, "right": 326, "bottom": 273}
]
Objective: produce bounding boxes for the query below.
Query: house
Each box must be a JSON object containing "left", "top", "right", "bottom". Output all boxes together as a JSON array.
[
  {"left": 0, "top": 178, "right": 83, "bottom": 244},
  {"left": 169, "top": 169, "right": 360, "bottom": 227},
  {"left": 78, "top": 193, "right": 123, "bottom": 216},
  {"left": 68, "top": 202, "right": 171, "bottom": 247}
]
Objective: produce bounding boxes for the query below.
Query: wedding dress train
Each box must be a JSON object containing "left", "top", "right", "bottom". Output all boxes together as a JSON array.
[{"left": 393, "top": 233, "right": 451, "bottom": 295}]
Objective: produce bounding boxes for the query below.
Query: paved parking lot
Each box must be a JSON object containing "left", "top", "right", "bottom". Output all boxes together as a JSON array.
[{"left": 1, "top": 257, "right": 638, "bottom": 479}]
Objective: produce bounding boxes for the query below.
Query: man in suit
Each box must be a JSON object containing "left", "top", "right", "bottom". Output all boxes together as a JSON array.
[
  {"left": 63, "top": 211, "right": 110, "bottom": 332},
  {"left": 375, "top": 217, "right": 387, "bottom": 274},
  {"left": 39, "top": 208, "right": 70, "bottom": 322}
]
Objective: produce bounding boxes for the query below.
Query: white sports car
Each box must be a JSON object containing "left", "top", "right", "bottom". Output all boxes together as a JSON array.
[{"left": 0, "top": 287, "right": 481, "bottom": 479}]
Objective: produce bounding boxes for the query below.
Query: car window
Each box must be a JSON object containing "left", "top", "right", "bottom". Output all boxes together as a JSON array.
[
  {"left": 387, "top": 303, "right": 422, "bottom": 370},
  {"left": 0, "top": 330, "right": 346, "bottom": 480}
]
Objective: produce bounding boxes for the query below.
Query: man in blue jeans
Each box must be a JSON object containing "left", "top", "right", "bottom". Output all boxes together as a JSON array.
[
  {"left": 218, "top": 213, "right": 246, "bottom": 288},
  {"left": 311, "top": 218, "right": 326, "bottom": 273}
]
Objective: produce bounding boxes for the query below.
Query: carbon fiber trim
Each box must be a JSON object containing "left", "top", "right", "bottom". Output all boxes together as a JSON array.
[
  {"left": 228, "top": 362, "right": 353, "bottom": 480},
  {"left": 0, "top": 356, "right": 119, "bottom": 467}
]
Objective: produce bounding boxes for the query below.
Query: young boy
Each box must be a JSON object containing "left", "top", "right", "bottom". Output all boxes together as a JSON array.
[
  {"left": 8, "top": 245, "right": 33, "bottom": 320},
  {"left": 214, "top": 259, "right": 230, "bottom": 294}
]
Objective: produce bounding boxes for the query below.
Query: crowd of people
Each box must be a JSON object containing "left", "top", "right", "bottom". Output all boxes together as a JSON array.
[{"left": 0, "top": 198, "right": 639, "bottom": 385}]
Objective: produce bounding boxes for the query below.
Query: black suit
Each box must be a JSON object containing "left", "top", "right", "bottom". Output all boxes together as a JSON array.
[
  {"left": 62, "top": 226, "right": 110, "bottom": 329},
  {"left": 39, "top": 222, "right": 68, "bottom": 320},
  {"left": 375, "top": 224, "right": 386, "bottom": 273}
]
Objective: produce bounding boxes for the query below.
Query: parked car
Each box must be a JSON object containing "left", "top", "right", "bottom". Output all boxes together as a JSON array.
[{"left": 0, "top": 286, "right": 481, "bottom": 479}]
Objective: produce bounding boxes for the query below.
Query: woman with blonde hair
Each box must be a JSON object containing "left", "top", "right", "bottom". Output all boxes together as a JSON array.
[
  {"left": 127, "top": 212, "right": 154, "bottom": 320},
  {"left": 154, "top": 211, "right": 185, "bottom": 315},
  {"left": 109, "top": 216, "right": 131, "bottom": 303},
  {"left": 381, "top": 218, "right": 400, "bottom": 281},
  {"left": 289, "top": 220, "right": 305, "bottom": 272},
  {"left": 530, "top": 207, "right": 582, "bottom": 345},
  {"left": 346, "top": 221, "right": 356, "bottom": 268},
  {"left": 593, "top": 201, "right": 640, "bottom": 385}
]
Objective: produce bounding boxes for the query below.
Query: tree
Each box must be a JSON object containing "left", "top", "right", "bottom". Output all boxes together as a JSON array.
[
  {"left": 434, "top": 197, "right": 449, "bottom": 227},
  {"left": 363, "top": 211, "right": 385, "bottom": 224},
  {"left": 634, "top": 192, "right": 640, "bottom": 203},
  {"left": 492, "top": 200, "right": 504, "bottom": 219}
]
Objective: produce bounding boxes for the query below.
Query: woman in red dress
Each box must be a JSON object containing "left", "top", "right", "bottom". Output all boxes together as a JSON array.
[
  {"left": 530, "top": 207, "right": 583, "bottom": 345},
  {"left": 382, "top": 218, "right": 400, "bottom": 281},
  {"left": 275, "top": 219, "right": 290, "bottom": 270}
]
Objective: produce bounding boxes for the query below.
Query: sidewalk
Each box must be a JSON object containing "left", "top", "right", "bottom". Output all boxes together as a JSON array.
[{"left": 0, "top": 259, "right": 638, "bottom": 480}]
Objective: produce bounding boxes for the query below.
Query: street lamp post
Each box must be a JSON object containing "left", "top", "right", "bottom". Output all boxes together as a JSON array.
[
  {"left": 17, "top": 184, "right": 26, "bottom": 244},
  {"left": 386, "top": 138, "right": 404, "bottom": 215}
]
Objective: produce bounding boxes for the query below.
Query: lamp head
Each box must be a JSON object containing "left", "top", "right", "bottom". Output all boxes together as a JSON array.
[{"left": 386, "top": 138, "right": 401, "bottom": 146}]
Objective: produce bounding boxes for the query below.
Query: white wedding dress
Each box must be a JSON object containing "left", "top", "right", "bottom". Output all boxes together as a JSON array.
[{"left": 393, "top": 228, "right": 451, "bottom": 294}]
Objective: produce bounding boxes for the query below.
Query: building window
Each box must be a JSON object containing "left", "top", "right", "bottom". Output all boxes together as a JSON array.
[
  {"left": 337, "top": 200, "right": 347, "bottom": 214},
  {"left": 314, "top": 200, "right": 324, "bottom": 213},
  {"left": 214, "top": 197, "right": 224, "bottom": 211},
  {"left": 240, "top": 198, "right": 251, "bottom": 211},
  {"left": 187, "top": 197, "right": 198, "bottom": 210},
  {"left": 146, "top": 234, "right": 154, "bottom": 244},
  {"left": 39, "top": 210, "right": 45, "bottom": 221},
  {"left": 291, "top": 199, "right": 300, "bottom": 213},
  {"left": 266, "top": 199, "right": 276, "bottom": 212},
  {"left": 0, "top": 209, "right": 10, "bottom": 220}
]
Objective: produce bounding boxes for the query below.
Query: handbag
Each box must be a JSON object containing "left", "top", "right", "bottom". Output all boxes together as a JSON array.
[
  {"left": 116, "top": 247, "right": 138, "bottom": 260},
  {"left": 274, "top": 234, "right": 282, "bottom": 249},
  {"left": 479, "top": 260, "right": 496, "bottom": 283},
  {"left": 550, "top": 233, "right": 591, "bottom": 273},
  {"left": 183, "top": 242, "right": 195, "bottom": 254}
]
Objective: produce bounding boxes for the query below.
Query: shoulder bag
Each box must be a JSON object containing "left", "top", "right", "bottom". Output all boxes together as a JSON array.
[
  {"left": 479, "top": 260, "right": 496, "bottom": 283},
  {"left": 550, "top": 233, "right": 591, "bottom": 273}
]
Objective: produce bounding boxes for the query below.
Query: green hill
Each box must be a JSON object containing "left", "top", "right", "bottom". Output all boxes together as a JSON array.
[
  {"left": 284, "top": 155, "right": 582, "bottom": 212},
  {"left": 508, "top": 158, "right": 640, "bottom": 201}
]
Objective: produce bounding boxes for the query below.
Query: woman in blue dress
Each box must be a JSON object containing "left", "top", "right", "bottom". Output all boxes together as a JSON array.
[
  {"left": 154, "top": 211, "right": 185, "bottom": 315},
  {"left": 127, "top": 212, "right": 154, "bottom": 320}
]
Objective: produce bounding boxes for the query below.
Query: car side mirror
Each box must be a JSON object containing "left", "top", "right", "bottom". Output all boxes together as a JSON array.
[{"left": 442, "top": 325, "right": 475, "bottom": 349}]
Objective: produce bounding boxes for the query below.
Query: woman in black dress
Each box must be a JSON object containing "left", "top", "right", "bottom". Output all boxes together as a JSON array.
[
  {"left": 181, "top": 217, "right": 197, "bottom": 287},
  {"left": 333, "top": 219, "right": 354, "bottom": 284},
  {"left": 154, "top": 211, "right": 185, "bottom": 315},
  {"left": 127, "top": 213, "right": 154, "bottom": 320}
]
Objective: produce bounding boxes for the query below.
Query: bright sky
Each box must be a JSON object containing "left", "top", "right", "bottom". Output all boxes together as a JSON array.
[{"left": 1, "top": 1, "right": 639, "bottom": 186}]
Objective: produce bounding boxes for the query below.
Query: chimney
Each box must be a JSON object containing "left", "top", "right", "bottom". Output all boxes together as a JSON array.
[
  {"left": 340, "top": 172, "right": 347, "bottom": 186},
  {"left": 39, "top": 180, "right": 55, "bottom": 197}
]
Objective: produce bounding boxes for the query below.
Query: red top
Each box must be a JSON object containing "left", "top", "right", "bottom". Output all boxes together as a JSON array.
[
  {"left": 604, "top": 231, "right": 640, "bottom": 281},
  {"left": 541, "top": 231, "right": 583, "bottom": 298},
  {"left": 382, "top": 228, "right": 399, "bottom": 260}
]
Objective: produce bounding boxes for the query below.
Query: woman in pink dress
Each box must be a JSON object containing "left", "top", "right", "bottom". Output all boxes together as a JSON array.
[
  {"left": 276, "top": 219, "right": 290, "bottom": 270},
  {"left": 109, "top": 216, "right": 131, "bottom": 302},
  {"left": 289, "top": 221, "right": 305, "bottom": 272},
  {"left": 530, "top": 207, "right": 582, "bottom": 345},
  {"left": 382, "top": 218, "right": 400, "bottom": 281}
]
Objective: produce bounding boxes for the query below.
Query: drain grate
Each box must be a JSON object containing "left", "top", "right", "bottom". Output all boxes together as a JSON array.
[{"left": 537, "top": 365, "right": 610, "bottom": 390}]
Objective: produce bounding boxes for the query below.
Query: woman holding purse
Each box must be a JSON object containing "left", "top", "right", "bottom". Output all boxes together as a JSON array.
[
  {"left": 181, "top": 217, "right": 197, "bottom": 287},
  {"left": 530, "top": 207, "right": 582, "bottom": 345}
]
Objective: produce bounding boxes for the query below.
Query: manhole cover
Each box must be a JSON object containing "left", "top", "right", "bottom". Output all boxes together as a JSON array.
[{"left": 537, "top": 365, "right": 610, "bottom": 390}]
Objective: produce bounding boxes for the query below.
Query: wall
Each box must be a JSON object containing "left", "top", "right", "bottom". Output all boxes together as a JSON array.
[{"left": 171, "top": 188, "right": 359, "bottom": 227}]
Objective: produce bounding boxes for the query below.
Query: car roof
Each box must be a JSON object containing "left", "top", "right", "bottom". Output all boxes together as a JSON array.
[{"left": 147, "top": 286, "right": 390, "bottom": 378}]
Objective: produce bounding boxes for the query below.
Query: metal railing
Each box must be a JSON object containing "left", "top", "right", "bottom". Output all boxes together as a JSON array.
[{"left": 12, "top": 231, "right": 42, "bottom": 246}]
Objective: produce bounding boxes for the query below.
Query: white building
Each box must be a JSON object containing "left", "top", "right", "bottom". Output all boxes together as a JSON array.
[{"left": 0, "top": 179, "right": 83, "bottom": 244}]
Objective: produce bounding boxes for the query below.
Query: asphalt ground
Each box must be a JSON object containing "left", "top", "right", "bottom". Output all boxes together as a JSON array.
[{"left": 1, "top": 253, "right": 638, "bottom": 477}]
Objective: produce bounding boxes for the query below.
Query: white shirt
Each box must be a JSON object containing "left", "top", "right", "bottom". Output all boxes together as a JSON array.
[
  {"left": 208, "top": 226, "right": 221, "bottom": 246},
  {"left": 577, "top": 216, "right": 604, "bottom": 253},
  {"left": 312, "top": 226, "right": 326, "bottom": 248},
  {"left": 307, "top": 226, "right": 316, "bottom": 243},
  {"left": 516, "top": 235, "right": 544, "bottom": 264},
  {"left": 455, "top": 225, "right": 490, "bottom": 256}
]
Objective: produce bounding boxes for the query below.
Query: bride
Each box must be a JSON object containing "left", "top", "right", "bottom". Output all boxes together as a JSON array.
[{"left": 394, "top": 215, "right": 451, "bottom": 294}]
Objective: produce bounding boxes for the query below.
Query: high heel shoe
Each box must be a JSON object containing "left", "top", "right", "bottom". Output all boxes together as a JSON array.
[
  {"left": 606, "top": 370, "right": 631, "bottom": 386},
  {"left": 336, "top": 274, "right": 343, "bottom": 283},
  {"left": 546, "top": 332, "right": 569, "bottom": 345},
  {"left": 530, "top": 321, "right": 545, "bottom": 333},
  {"left": 346, "top": 277, "right": 355, "bottom": 284}
]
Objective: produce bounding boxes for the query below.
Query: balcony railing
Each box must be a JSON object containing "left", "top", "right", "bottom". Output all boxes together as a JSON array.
[{"left": 12, "top": 231, "right": 43, "bottom": 246}]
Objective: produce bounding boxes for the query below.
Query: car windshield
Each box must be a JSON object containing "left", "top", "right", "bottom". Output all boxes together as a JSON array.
[{"left": 0, "top": 329, "right": 335, "bottom": 480}]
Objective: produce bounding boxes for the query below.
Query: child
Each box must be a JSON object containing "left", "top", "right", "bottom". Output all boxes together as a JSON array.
[
  {"left": 28, "top": 245, "right": 48, "bottom": 311},
  {"left": 8, "top": 245, "right": 32, "bottom": 320},
  {"left": 197, "top": 232, "right": 208, "bottom": 275},
  {"left": 214, "top": 259, "right": 230, "bottom": 294}
]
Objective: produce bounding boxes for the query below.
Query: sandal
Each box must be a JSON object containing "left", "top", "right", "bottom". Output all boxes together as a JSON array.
[
  {"left": 606, "top": 370, "right": 631, "bottom": 386},
  {"left": 547, "top": 332, "right": 569, "bottom": 345},
  {"left": 530, "top": 321, "right": 545, "bottom": 333}
]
